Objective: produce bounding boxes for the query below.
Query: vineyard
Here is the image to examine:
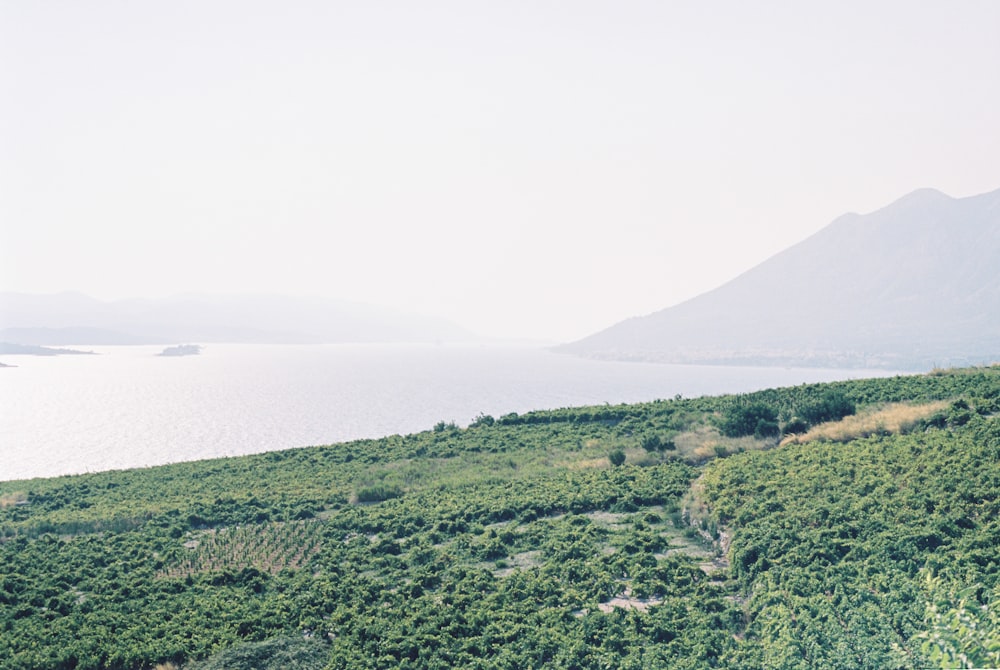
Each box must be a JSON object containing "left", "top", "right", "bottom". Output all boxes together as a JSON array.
[
  {"left": 0, "top": 366, "right": 998, "bottom": 669},
  {"left": 157, "top": 521, "right": 324, "bottom": 579}
]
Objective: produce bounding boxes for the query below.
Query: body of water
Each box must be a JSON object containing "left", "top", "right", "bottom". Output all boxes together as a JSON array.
[{"left": 0, "top": 344, "right": 900, "bottom": 481}]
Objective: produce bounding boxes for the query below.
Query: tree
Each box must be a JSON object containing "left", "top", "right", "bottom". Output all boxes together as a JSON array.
[
  {"left": 640, "top": 434, "right": 661, "bottom": 453},
  {"left": 470, "top": 413, "right": 495, "bottom": 428},
  {"left": 800, "top": 391, "right": 855, "bottom": 426},
  {"left": 608, "top": 449, "right": 626, "bottom": 467},
  {"left": 721, "top": 402, "right": 778, "bottom": 438}
]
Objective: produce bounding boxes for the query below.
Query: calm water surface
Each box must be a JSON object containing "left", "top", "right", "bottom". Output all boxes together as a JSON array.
[{"left": 0, "top": 344, "right": 898, "bottom": 481}]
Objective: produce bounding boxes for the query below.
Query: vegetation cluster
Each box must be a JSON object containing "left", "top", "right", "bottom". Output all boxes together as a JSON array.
[{"left": 1, "top": 367, "right": 998, "bottom": 668}]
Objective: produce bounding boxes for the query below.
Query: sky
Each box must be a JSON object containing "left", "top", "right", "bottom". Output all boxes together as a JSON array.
[{"left": 2, "top": 1, "right": 999, "bottom": 342}]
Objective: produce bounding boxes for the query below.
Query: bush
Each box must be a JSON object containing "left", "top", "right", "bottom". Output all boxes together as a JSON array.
[
  {"left": 800, "top": 391, "right": 856, "bottom": 426},
  {"left": 608, "top": 449, "right": 626, "bottom": 467},
  {"left": 783, "top": 417, "right": 809, "bottom": 435},
  {"left": 470, "top": 413, "right": 495, "bottom": 428},
  {"left": 754, "top": 419, "right": 780, "bottom": 439},
  {"left": 354, "top": 484, "right": 403, "bottom": 503},
  {"left": 640, "top": 434, "right": 662, "bottom": 452},
  {"left": 721, "top": 402, "right": 778, "bottom": 438}
]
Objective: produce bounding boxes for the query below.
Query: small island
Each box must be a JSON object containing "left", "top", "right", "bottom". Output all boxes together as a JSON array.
[
  {"left": 0, "top": 342, "right": 95, "bottom": 356},
  {"left": 157, "top": 344, "right": 202, "bottom": 357}
]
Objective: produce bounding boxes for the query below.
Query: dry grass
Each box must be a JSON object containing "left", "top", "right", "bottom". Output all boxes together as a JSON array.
[
  {"left": 674, "top": 426, "right": 722, "bottom": 463},
  {"left": 674, "top": 427, "right": 771, "bottom": 464},
  {"left": 0, "top": 491, "right": 27, "bottom": 509},
  {"left": 567, "top": 457, "right": 612, "bottom": 470},
  {"left": 565, "top": 446, "right": 647, "bottom": 470},
  {"left": 780, "top": 400, "right": 950, "bottom": 447},
  {"left": 681, "top": 476, "right": 712, "bottom": 527}
]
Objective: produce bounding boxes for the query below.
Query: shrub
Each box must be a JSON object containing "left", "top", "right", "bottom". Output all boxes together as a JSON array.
[
  {"left": 470, "top": 413, "right": 495, "bottom": 428},
  {"left": 800, "top": 391, "right": 856, "bottom": 426},
  {"left": 783, "top": 417, "right": 809, "bottom": 435},
  {"left": 754, "top": 419, "right": 780, "bottom": 439},
  {"left": 721, "top": 402, "right": 778, "bottom": 438},
  {"left": 608, "top": 449, "right": 626, "bottom": 467},
  {"left": 640, "top": 434, "right": 662, "bottom": 452},
  {"left": 354, "top": 484, "right": 403, "bottom": 503}
]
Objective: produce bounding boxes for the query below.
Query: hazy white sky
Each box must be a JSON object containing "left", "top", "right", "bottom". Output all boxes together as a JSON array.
[{"left": 2, "top": 1, "right": 998, "bottom": 341}]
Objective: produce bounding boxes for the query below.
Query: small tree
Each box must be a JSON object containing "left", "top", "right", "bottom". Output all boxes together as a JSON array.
[
  {"left": 783, "top": 417, "right": 809, "bottom": 435},
  {"left": 754, "top": 418, "right": 781, "bottom": 439},
  {"left": 721, "top": 402, "right": 778, "bottom": 438},
  {"left": 608, "top": 449, "right": 626, "bottom": 467},
  {"left": 470, "top": 413, "right": 495, "bottom": 428},
  {"left": 800, "top": 391, "right": 856, "bottom": 425},
  {"left": 640, "top": 433, "right": 662, "bottom": 453}
]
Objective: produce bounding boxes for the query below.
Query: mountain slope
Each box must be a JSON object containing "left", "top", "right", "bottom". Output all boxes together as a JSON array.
[
  {"left": 560, "top": 187, "right": 1000, "bottom": 369},
  {"left": 0, "top": 292, "right": 476, "bottom": 345}
]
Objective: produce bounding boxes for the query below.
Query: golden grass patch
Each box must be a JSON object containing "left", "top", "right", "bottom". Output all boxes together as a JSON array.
[
  {"left": 0, "top": 491, "right": 27, "bottom": 509},
  {"left": 673, "top": 427, "right": 771, "bottom": 464},
  {"left": 780, "top": 400, "right": 950, "bottom": 446},
  {"left": 567, "top": 457, "right": 609, "bottom": 470}
]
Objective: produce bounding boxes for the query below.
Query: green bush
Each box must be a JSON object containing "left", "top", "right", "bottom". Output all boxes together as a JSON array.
[
  {"left": 754, "top": 418, "right": 780, "bottom": 439},
  {"left": 799, "top": 390, "right": 856, "bottom": 425},
  {"left": 783, "top": 417, "right": 809, "bottom": 435},
  {"left": 721, "top": 402, "right": 778, "bottom": 437},
  {"left": 916, "top": 572, "right": 1000, "bottom": 669},
  {"left": 640, "top": 433, "right": 662, "bottom": 452},
  {"left": 354, "top": 484, "right": 403, "bottom": 503}
]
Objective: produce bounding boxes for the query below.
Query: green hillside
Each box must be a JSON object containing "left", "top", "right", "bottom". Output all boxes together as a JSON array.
[{"left": 2, "top": 368, "right": 998, "bottom": 669}]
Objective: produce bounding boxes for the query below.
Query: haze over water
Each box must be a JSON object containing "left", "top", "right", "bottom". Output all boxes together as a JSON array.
[{"left": 0, "top": 344, "right": 899, "bottom": 482}]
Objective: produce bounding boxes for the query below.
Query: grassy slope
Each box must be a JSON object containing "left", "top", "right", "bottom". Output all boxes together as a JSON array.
[{"left": 1, "top": 367, "right": 998, "bottom": 669}]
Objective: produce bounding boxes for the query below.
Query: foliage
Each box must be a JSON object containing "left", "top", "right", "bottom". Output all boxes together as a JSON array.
[
  {"left": 719, "top": 402, "right": 778, "bottom": 438},
  {"left": 915, "top": 572, "right": 1000, "bottom": 669},
  {"left": 782, "top": 417, "right": 809, "bottom": 435},
  {"left": 0, "top": 365, "right": 997, "bottom": 669},
  {"left": 781, "top": 400, "right": 950, "bottom": 447},
  {"left": 354, "top": 484, "right": 404, "bottom": 504},
  {"left": 608, "top": 449, "right": 626, "bottom": 467},
  {"left": 700, "top": 390, "right": 1000, "bottom": 668},
  {"left": 190, "top": 636, "right": 328, "bottom": 670},
  {"left": 798, "top": 390, "right": 856, "bottom": 425},
  {"left": 640, "top": 433, "right": 676, "bottom": 453},
  {"left": 470, "top": 413, "right": 495, "bottom": 428},
  {"left": 640, "top": 433, "right": 662, "bottom": 452}
]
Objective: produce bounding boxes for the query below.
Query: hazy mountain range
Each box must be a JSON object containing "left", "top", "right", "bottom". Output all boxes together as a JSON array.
[
  {"left": 5, "top": 187, "right": 998, "bottom": 366},
  {"left": 559, "top": 187, "right": 1000, "bottom": 370},
  {"left": 0, "top": 293, "right": 475, "bottom": 346}
]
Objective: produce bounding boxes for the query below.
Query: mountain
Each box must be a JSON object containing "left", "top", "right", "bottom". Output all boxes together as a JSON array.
[
  {"left": 559, "top": 187, "right": 1000, "bottom": 370},
  {"left": 0, "top": 292, "right": 476, "bottom": 345}
]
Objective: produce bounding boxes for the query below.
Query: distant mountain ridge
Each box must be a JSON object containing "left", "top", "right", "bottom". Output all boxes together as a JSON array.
[
  {"left": 559, "top": 187, "right": 1000, "bottom": 370},
  {"left": 0, "top": 293, "right": 475, "bottom": 345}
]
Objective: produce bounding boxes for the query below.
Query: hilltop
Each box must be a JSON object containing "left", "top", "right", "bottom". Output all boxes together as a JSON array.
[
  {"left": 559, "top": 187, "right": 1000, "bottom": 370},
  {"left": 1, "top": 366, "right": 998, "bottom": 668}
]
